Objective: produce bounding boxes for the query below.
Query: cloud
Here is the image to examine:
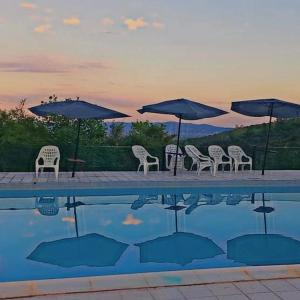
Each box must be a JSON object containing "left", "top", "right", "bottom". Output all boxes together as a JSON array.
[
  {"left": 45, "top": 8, "right": 53, "bottom": 14},
  {"left": 0, "top": 17, "right": 4, "bottom": 24},
  {"left": 101, "top": 17, "right": 114, "bottom": 26},
  {"left": 152, "top": 21, "right": 165, "bottom": 30},
  {"left": 122, "top": 214, "right": 142, "bottom": 225},
  {"left": 63, "top": 17, "right": 80, "bottom": 26},
  {"left": 20, "top": 2, "right": 37, "bottom": 10},
  {"left": 33, "top": 24, "right": 52, "bottom": 34},
  {"left": 62, "top": 217, "right": 75, "bottom": 223},
  {"left": 0, "top": 55, "right": 109, "bottom": 73},
  {"left": 124, "top": 17, "right": 148, "bottom": 30}
]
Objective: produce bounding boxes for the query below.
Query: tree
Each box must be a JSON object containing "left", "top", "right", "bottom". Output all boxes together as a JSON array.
[{"left": 128, "top": 121, "right": 174, "bottom": 148}]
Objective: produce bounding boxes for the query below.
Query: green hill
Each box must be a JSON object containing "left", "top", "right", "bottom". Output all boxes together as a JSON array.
[{"left": 185, "top": 118, "right": 300, "bottom": 170}]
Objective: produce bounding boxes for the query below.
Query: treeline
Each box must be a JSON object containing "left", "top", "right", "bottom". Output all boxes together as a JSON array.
[
  {"left": 0, "top": 101, "right": 174, "bottom": 171},
  {"left": 0, "top": 100, "right": 299, "bottom": 172},
  {"left": 186, "top": 118, "right": 300, "bottom": 170}
]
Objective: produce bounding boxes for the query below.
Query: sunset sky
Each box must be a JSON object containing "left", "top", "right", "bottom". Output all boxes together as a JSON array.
[{"left": 0, "top": 0, "right": 300, "bottom": 126}]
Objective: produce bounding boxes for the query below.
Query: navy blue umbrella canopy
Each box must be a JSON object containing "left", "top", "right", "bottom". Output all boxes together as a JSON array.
[
  {"left": 138, "top": 98, "right": 228, "bottom": 175},
  {"left": 231, "top": 99, "right": 300, "bottom": 175},
  {"left": 29, "top": 99, "right": 129, "bottom": 120},
  {"left": 29, "top": 99, "right": 129, "bottom": 177},
  {"left": 138, "top": 98, "right": 228, "bottom": 120},
  {"left": 231, "top": 99, "right": 300, "bottom": 118}
]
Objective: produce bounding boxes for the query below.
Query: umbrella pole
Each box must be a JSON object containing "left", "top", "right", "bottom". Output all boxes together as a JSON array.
[
  {"left": 262, "top": 193, "right": 267, "bottom": 234},
  {"left": 174, "top": 116, "right": 182, "bottom": 176},
  {"left": 261, "top": 104, "right": 274, "bottom": 175},
  {"left": 73, "top": 196, "right": 79, "bottom": 238},
  {"left": 175, "top": 195, "right": 178, "bottom": 232},
  {"left": 72, "top": 119, "right": 82, "bottom": 178}
]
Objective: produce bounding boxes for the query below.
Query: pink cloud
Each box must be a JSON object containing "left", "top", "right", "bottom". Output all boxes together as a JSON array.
[
  {"left": 20, "top": 2, "right": 37, "bottom": 10},
  {"left": 152, "top": 21, "right": 165, "bottom": 30},
  {"left": 62, "top": 217, "right": 75, "bottom": 223},
  {"left": 33, "top": 24, "right": 52, "bottom": 34},
  {"left": 122, "top": 214, "right": 142, "bottom": 225},
  {"left": 63, "top": 17, "right": 80, "bottom": 26},
  {"left": 124, "top": 17, "right": 148, "bottom": 30},
  {"left": 0, "top": 55, "right": 109, "bottom": 73},
  {"left": 101, "top": 17, "right": 114, "bottom": 26}
]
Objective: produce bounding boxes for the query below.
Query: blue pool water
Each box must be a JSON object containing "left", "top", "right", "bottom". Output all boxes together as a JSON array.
[{"left": 1, "top": 186, "right": 300, "bottom": 282}]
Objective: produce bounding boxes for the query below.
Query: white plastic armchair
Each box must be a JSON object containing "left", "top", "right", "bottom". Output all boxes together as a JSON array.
[
  {"left": 132, "top": 145, "right": 159, "bottom": 175},
  {"left": 35, "top": 145, "right": 60, "bottom": 179},
  {"left": 228, "top": 145, "right": 252, "bottom": 172},
  {"left": 185, "top": 145, "right": 214, "bottom": 175},
  {"left": 165, "top": 144, "right": 186, "bottom": 172},
  {"left": 208, "top": 145, "right": 233, "bottom": 176}
]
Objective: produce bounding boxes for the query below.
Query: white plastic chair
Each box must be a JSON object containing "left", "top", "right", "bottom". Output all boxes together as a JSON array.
[
  {"left": 36, "top": 146, "right": 60, "bottom": 179},
  {"left": 208, "top": 145, "right": 233, "bottom": 176},
  {"left": 132, "top": 145, "right": 159, "bottom": 175},
  {"left": 165, "top": 144, "right": 186, "bottom": 172},
  {"left": 228, "top": 145, "right": 252, "bottom": 172},
  {"left": 185, "top": 145, "right": 214, "bottom": 175}
]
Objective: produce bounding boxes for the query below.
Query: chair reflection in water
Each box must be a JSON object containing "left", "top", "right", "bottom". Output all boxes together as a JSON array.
[
  {"left": 28, "top": 196, "right": 129, "bottom": 268},
  {"left": 35, "top": 197, "right": 59, "bottom": 216}
]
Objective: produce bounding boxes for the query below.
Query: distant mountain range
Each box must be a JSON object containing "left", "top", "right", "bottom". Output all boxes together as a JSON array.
[{"left": 106, "top": 122, "right": 232, "bottom": 138}]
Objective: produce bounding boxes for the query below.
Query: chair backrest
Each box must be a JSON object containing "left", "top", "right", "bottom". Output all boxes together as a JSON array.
[
  {"left": 185, "top": 145, "right": 208, "bottom": 159},
  {"left": 185, "top": 145, "right": 198, "bottom": 160},
  {"left": 228, "top": 145, "right": 245, "bottom": 161},
  {"left": 165, "top": 144, "right": 183, "bottom": 169},
  {"left": 37, "top": 146, "right": 60, "bottom": 165},
  {"left": 208, "top": 145, "right": 227, "bottom": 162},
  {"left": 132, "top": 145, "right": 149, "bottom": 162}
]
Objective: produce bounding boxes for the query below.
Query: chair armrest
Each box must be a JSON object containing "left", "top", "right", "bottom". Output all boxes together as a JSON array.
[
  {"left": 245, "top": 155, "right": 252, "bottom": 162},
  {"left": 36, "top": 157, "right": 43, "bottom": 165},
  {"left": 148, "top": 155, "right": 159, "bottom": 163}
]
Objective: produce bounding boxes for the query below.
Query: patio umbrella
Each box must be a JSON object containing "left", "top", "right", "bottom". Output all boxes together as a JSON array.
[
  {"left": 28, "top": 196, "right": 129, "bottom": 267},
  {"left": 227, "top": 193, "right": 300, "bottom": 265},
  {"left": 135, "top": 195, "right": 224, "bottom": 265},
  {"left": 29, "top": 99, "right": 130, "bottom": 177},
  {"left": 231, "top": 99, "right": 300, "bottom": 175},
  {"left": 138, "top": 99, "right": 228, "bottom": 175}
]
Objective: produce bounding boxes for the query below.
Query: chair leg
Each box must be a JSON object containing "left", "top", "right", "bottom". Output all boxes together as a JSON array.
[
  {"left": 55, "top": 167, "right": 59, "bottom": 180},
  {"left": 235, "top": 163, "right": 238, "bottom": 173},
  {"left": 35, "top": 167, "right": 39, "bottom": 178},
  {"left": 213, "top": 164, "right": 217, "bottom": 176},
  {"left": 137, "top": 164, "right": 142, "bottom": 172},
  {"left": 144, "top": 164, "right": 148, "bottom": 175}
]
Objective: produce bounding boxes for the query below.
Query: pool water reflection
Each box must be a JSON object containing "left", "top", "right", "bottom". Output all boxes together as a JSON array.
[{"left": 1, "top": 188, "right": 300, "bottom": 282}]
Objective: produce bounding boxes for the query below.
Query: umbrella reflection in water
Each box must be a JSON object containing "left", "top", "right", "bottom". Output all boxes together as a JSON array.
[
  {"left": 227, "top": 193, "right": 300, "bottom": 266},
  {"left": 28, "top": 196, "right": 129, "bottom": 268},
  {"left": 135, "top": 194, "right": 224, "bottom": 266}
]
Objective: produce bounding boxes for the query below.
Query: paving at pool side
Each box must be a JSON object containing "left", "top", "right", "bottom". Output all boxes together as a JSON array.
[
  {"left": 0, "top": 170, "right": 299, "bottom": 189},
  {"left": 3, "top": 265, "right": 300, "bottom": 300}
]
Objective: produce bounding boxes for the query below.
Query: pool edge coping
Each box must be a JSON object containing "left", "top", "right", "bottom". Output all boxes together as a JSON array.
[{"left": 2, "top": 264, "right": 300, "bottom": 299}]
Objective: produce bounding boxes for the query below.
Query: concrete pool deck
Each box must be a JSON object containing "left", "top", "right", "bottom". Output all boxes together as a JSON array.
[
  {"left": 3, "top": 265, "right": 300, "bottom": 299},
  {"left": 0, "top": 170, "right": 299, "bottom": 190},
  {"left": 1, "top": 170, "right": 300, "bottom": 299}
]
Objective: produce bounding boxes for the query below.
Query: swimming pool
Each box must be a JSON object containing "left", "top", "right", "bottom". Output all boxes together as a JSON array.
[{"left": 1, "top": 185, "right": 300, "bottom": 282}]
